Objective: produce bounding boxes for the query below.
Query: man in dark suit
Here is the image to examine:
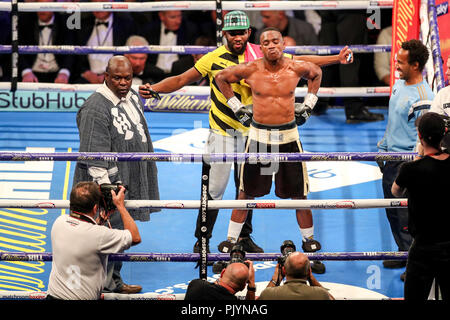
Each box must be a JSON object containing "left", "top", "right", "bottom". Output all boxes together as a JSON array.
[
  {"left": 18, "top": 0, "right": 75, "bottom": 83},
  {"left": 73, "top": 0, "right": 136, "bottom": 84},
  {"left": 140, "top": 10, "right": 199, "bottom": 83}
]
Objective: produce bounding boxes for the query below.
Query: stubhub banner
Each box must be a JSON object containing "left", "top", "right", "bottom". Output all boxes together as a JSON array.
[
  {"left": 0, "top": 90, "right": 91, "bottom": 111},
  {"left": 0, "top": 90, "right": 211, "bottom": 113}
]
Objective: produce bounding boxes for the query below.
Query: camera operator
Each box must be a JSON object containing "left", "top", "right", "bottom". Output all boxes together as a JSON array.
[
  {"left": 258, "top": 251, "right": 334, "bottom": 300},
  {"left": 184, "top": 260, "right": 256, "bottom": 300},
  {"left": 46, "top": 182, "right": 141, "bottom": 300},
  {"left": 392, "top": 112, "right": 450, "bottom": 300}
]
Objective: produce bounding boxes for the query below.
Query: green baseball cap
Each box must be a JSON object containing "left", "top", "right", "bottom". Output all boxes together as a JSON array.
[{"left": 222, "top": 11, "right": 250, "bottom": 31}]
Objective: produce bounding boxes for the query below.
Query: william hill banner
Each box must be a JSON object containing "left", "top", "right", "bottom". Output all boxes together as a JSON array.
[
  {"left": 144, "top": 94, "right": 210, "bottom": 113},
  {"left": 390, "top": 0, "right": 421, "bottom": 90},
  {"left": 0, "top": 90, "right": 210, "bottom": 113}
]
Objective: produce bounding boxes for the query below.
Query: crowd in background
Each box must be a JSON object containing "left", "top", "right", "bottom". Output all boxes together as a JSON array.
[{"left": 0, "top": 0, "right": 393, "bottom": 108}]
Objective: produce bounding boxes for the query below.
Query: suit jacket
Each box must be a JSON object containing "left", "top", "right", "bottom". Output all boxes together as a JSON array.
[
  {"left": 73, "top": 13, "right": 137, "bottom": 78},
  {"left": 138, "top": 17, "right": 199, "bottom": 82},
  {"left": 18, "top": 12, "right": 75, "bottom": 76}
]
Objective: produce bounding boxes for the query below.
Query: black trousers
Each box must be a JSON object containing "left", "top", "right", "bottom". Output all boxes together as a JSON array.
[
  {"left": 317, "top": 10, "right": 369, "bottom": 116},
  {"left": 382, "top": 161, "right": 413, "bottom": 251},
  {"left": 405, "top": 240, "right": 450, "bottom": 300},
  {"left": 194, "top": 161, "right": 253, "bottom": 240}
]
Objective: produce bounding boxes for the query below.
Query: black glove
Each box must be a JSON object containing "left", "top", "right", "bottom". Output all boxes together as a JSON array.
[
  {"left": 295, "top": 93, "right": 318, "bottom": 126},
  {"left": 295, "top": 103, "right": 312, "bottom": 126},
  {"left": 227, "top": 96, "right": 253, "bottom": 127},
  {"left": 235, "top": 105, "right": 253, "bottom": 127}
]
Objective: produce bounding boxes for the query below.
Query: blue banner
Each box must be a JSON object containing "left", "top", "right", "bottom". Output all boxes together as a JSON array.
[
  {"left": 0, "top": 90, "right": 211, "bottom": 113},
  {"left": 0, "top": 90, "right": 90, "bottom": 112}
]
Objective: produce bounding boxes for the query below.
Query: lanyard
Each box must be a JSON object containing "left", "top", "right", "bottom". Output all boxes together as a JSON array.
[
  {"left": 95, "top": 23, "right": 113, "bottom": 46},
  {"left": 70, "top": 211, "right": 96, "bottom": 225}
]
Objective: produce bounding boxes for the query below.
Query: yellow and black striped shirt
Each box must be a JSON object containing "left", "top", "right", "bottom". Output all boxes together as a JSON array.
[{"left": 194, "top": 45, "right": 253, "bottom": 136}]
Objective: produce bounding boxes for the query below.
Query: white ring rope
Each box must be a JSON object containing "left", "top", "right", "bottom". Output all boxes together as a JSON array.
[
  {"left": 0, "top": 1, "right": 394, "bottom": 13},
  {"left": 0, "top": 198, "right": 407, "bottom": 210},
  {"left": 0, "top": 82, "right": 390, "bottom": 97}
]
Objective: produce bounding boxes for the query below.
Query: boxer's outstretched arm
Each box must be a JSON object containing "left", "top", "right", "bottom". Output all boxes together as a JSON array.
[
  {"left": 294, "top": 46, "right": 353, "bottom": 66},
  {"left": 139, "top": 67, "right": 202, "bottom": 98}
]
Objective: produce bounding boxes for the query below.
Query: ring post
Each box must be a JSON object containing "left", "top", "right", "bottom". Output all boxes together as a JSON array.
[{"left": 198, "top": 156, "right": 211, "bottom": 279}]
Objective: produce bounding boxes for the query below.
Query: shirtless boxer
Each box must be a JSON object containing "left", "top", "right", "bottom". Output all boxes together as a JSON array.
[{"left": 215, "top": 27, "right": 325, "bottom": 273}]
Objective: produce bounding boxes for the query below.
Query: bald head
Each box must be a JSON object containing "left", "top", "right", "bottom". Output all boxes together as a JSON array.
[
  {"left": 105, "top": 56, "right": 133, "bottom": 99},
  {"left": 284, "top": 252, "right": 310, "bottom": 280},
  {"left": 106, "top": 55, "right": 132, "bottom": 74},
  {"left": 221, "top": 262, "right": 250, "bottom": 292}
]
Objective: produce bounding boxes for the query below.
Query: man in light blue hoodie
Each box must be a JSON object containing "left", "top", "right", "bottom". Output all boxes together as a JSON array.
[{"left": 377, "top": 39, "right": 434, "bottom": 278}]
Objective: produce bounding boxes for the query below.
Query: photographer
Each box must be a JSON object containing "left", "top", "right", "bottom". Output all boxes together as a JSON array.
[
  {"left": 258, "top": 251, "right": 334, "bottom": 300},
  {"left": 392, "top": 112, "right": 450, "bottom": 300},
  {"left": 47, "top": 182, "right": 141, "bottom": 300},
  {"left": 184, "top": 260, "right": 256, "bottom": 300}
]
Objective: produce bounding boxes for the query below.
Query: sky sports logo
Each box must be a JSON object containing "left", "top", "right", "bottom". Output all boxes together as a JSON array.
[{"left": 437, "top": 1, "right": 448, "bottom": 17}]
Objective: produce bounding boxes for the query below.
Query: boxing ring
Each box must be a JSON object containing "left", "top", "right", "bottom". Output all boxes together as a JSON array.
[{"left": 0, "top": 1, "right": 446, "bottom": 300}]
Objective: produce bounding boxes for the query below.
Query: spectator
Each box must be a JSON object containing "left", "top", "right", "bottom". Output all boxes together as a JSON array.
[
  {"left": 254, "top": 10, "right": 318, "bottom": 46},
  {"left": 184, "top": 261, "right": 256, "bottom": 300},
  {"left": 258, "top": 252, "right": 334, "bottom": 300},
  {"left": 73, "top": 55, "right": 160, "bottom": 294},
  {"left": 73, "top": 0, "right": 136, "bottom": 84},
  {"left": 18, "top": 0, "right": 75, "bottom": 83},
  {"left": 392, "top": 112, "right": 450, "bottom": 300},
  {"left": 47, "top": 182, "right": 141, "bottom": 300},
  {"left": 415, "top": 55, "right": 450, "bottom": 156},
  {"left": 429, "top": 55, "right": 450, "bottom": 117},
  {"left": 316, "top": 8, "right": 385, "bottom": 121},
  {"left": 124, "top": 35, "right": 153, "bottom": 85},
  {"left": 377, "top": 39, "right": 434, "bottom": 279},
  {"left": 140, "top": 10, "right": 199, "bottom": 83},
  {"left": 374, "top": 26, "right": 392, "bottom": 86}
]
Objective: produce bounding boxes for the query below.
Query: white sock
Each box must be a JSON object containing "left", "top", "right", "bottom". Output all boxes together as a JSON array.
[
  {"left": 227, "top": 220, "right": 244, "bottom": 243},
  {"left": 300, "top": 226, "right": 314, "bottom": 242}
]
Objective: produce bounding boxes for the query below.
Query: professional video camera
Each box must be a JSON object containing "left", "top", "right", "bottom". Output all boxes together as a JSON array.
[
  {"left": 99, "top": 183, "right": 127, "bottom": 212},
  {"left": 212, "top": 244, "right": 248, "bottom": 274},
  {"left": 277, "top": 240, "right": 296, "bottom": 266}
]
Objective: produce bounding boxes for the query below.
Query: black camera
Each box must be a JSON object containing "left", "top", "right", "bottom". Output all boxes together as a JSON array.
[
  {"left": 277, "top": 240, "right": 296, "bottom": 266},
  {"left": 212, "top": 244, "right": 248, "bottom": 274},
  {"left": 99, "top": 183, "right": 127, "bottom": 212}
]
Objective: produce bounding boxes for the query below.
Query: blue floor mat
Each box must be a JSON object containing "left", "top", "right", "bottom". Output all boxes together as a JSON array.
[{"left": 0, "top": 107, "right": 408, "bottom": 299}]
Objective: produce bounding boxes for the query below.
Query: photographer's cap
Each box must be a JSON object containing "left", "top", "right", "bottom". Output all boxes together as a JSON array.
[{"left": 222, "top": 11, "right": 250, "bottom": 31}]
